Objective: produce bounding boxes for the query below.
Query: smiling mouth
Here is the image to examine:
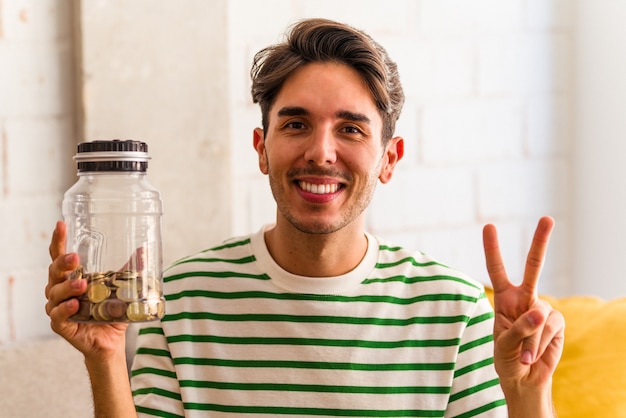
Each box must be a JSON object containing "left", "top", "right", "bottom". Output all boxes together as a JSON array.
[{"left": 297, "top": 180, "right": 341, "bottom": 194}]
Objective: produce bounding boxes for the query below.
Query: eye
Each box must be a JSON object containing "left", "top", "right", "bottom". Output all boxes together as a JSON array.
[
  {"left": 341, "top": 125, "right": 363, "bottom": 135},
  {"left": 284, "top": 121, "right": 306, "bottom": 130}
]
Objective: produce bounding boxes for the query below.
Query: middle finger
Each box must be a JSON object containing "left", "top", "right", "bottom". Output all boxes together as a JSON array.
[
  {"left": 45, "top": 273, "right": 86, "bottom": 316},
  {"left": 45, "top": 253, "right": 79, "bottom": 299}
]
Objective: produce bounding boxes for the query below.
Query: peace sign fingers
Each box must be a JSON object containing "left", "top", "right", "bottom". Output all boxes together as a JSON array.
[
  {"left": 483, "top": 216, "right": 555, "bottom": 296},
  {"left": 522, "top": 216, "right": 555, "bottom": 295},
  {"left": 482, "top": 222, "right": 510, "bottom": 294}
]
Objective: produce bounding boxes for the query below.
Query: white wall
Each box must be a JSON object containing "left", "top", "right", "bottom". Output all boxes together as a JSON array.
[
  {"left": 0, "top": 0, "right": 578, "bottom": 350},
  {"left": 78, "top": 0, "right": 233, "bottom": 267},
  {"left": 227, "top": 0, "right": 573, "bottom": 296},
  {"left": 571, "top": 0, "right": 626, "bottom": 298},
  {"left": 0, "top": 0, "right": 77, "bottom": 343}
]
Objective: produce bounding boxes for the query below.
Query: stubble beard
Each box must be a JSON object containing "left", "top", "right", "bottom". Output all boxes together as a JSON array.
[{"left": 266, "top": 164, "right": 379, "bottom": 236}]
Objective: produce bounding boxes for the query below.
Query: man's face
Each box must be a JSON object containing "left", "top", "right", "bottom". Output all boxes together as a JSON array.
[{"left": 254, "top": 61, "right": 403, "bottom": 235}]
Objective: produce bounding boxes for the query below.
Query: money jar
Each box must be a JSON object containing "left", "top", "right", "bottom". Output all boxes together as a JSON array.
[{"left": 62, "top": 140, "right": 165, "bottom": 323}]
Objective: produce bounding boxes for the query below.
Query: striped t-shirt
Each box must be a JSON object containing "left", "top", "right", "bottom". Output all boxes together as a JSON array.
[{"left": 131, "top": 225, "right": 507, "bottom": 417}]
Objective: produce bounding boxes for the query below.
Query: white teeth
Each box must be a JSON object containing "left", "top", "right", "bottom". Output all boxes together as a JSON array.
[{"left": 298, "top": 181, "right": 339, "bottom": 194}]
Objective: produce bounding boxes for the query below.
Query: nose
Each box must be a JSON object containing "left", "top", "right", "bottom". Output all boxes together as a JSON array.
[{"left": 303, "top": 128, "right": 337, "bottom": 165}]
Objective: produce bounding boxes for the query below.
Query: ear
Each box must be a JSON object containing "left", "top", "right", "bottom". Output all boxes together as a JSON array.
[
  {"left": 253, "top": 128, "right": 269, "bottom": 175},
  {"left": 379, "top": 136, "right": 404, "bottom": 184}
]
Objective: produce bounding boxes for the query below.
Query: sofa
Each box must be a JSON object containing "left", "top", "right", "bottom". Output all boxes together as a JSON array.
[{"left": 485, "top": 287, "right": 626, "bottom": 418}]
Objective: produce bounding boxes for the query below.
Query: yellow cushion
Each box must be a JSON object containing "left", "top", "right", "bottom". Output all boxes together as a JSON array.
[{"left": 485, "top": 287, "right": 626, "bottom": 418}]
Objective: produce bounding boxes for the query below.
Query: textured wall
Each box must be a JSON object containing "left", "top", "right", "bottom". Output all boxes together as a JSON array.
[
  {"left": 0, "top": 0, "right": 573, "bottom": 348},
  {"left": 77, "top": 0, "right": 232, "bottom": 267},
  {"left": 0, "top": 0, "right": 77, "bottom": 342},
  {"left": 226, "top": 0, "right": 573, "bottom": 295},
  {"left": 0, "top": 0, "right": 577, "bottom": 415}
]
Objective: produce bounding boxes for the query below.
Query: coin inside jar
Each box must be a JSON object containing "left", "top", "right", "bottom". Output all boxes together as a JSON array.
[
  {"left": 69, "top": 267, "right": 163, "bottom": 323},
  {"left": 116, "top": 280, "right": 139, "bottom": 302},
  {"left": 127, "top": 301, "right": 151, "bottom": 321},
  {"left": 87, "top": 282, "right": 111, "bottom": 303},
  {"left": 99, "top": 299, "right": 127, "bottom": 321}
]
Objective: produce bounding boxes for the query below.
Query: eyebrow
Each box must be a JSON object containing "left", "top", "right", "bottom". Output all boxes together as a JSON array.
[
  {"left": 277, "top": 106, "right": 309, "bottom": 117},
  {"left": 336, "top": 110, "right": 371, "bottom": 124},
  {"left": 276, "top": 107, "right": 371, "bottom": 124}
]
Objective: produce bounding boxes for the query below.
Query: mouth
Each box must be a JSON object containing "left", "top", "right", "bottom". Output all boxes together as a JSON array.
[{"left": 297, "top": 180, "right": 341, "bottom": 195}]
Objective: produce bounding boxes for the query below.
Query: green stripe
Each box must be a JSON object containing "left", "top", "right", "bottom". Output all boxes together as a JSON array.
[
  {"left": 454, "top": 357, "right": 495, "bottom": 378},
  {"left": 378, "top": 244, "right": 404, "bottom": 251},
  {"left": 167, "top": 238, "right": 251, "bottom": 269},
  {"left": 173, "top": 255, "right": 256, "bottom": 266},
  {"left": 165, "top": 290, "right": 478, "bottom": 305},
  {"left": 449, "top": 377, "right": 501, "bottom": 402},
  {"left": 453, "top": 399, "right": 507, "bottom": 418},
  {"left": 162, "top": 311, "right": 469, "bottom": 326},
  {"left": 164, "top": 271, "right": 270, "bottom": 283},
  {"left": 173, "top": 357, "right": 455, "bottom": 371},
  {"left": 458, "top": 334, "right": 493, "bottom": 353},
  {"left": 179, "top": 379, "right": 450, "bottom": 394},
  {"left": 135, "top": 347, "right": 171, "bottom": 358},
  {"left": 363, "top": 274, "right": 480, "bottom": 290},
  {"left": 166, "top": 334, "right": 460, "bottom": 348},
  {"left": 375, "top": 257, "right": 446, "bottom": 269},
  {"left": 375, "top": 260, "right": 444, "bottom": 269},
  {"left": 131, "top": 367, "right": 177, "bottom": 379},
  {"left": 206, "top": 237, "right": 251, "bottom": 252},
  {"left": 138, "top": 326, "right": 164, "bottom": 336},
  {"left": 132, "top": 387, "right": 182, "bottom": 401},
  {"left": 182, "top": 403, "right": 444, "bottom": 417},
  {"left": 134, "top": 405, "right": 184, "bottom": 418},
  {"left": 466, "top": 311, "right": 494, "bottom": 327}
]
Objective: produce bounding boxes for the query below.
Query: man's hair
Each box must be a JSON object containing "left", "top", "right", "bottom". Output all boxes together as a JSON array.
[{"left": 250, "top": 18, "right": 405, "bottom": 143}]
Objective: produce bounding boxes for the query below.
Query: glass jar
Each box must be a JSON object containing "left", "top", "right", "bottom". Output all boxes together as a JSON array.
[{"left": 62, "top": 140, "right": 164, "bottom": 323}]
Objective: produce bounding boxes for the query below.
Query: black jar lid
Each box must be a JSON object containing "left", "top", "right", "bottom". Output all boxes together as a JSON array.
[{"left": 74, "top": 140, "right": 150, "bottom": 172}]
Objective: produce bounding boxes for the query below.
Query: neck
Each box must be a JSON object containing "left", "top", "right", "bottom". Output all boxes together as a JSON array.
[{"left": 264, "top": 219, "right": 368, "bottom": 277}]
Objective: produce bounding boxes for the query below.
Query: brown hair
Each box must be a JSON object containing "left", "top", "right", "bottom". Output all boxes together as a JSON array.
[{"left": 250, "top": 18, "right": 404, "bottom": 143}]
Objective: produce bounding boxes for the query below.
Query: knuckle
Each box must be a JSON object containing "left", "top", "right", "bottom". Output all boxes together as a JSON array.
[
  {"left": 526, "top": 254, "right": 543, "bottom": 269},
  {"left": 487, "top": 261, "right": 505, "bottom": 276}
]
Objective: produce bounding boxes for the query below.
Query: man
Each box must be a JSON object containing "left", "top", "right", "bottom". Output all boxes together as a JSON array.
[{"left": 46, "top": 18, "right": 564, "bottom": 417}]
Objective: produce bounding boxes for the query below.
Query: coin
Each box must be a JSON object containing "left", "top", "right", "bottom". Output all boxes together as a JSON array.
[
  {"left": 127, "top": 301, "right": 151, "bottom": 321},
  {"left": 92, "top": 302, "right": 108, "bottom": 321},
  {"left": 118, "top": 270, "right": 138, "bottom": 279},
  {"left": 90, "top": 273, "right": 107, "bottom": 283},
  {"left": 69, "top": 266, "right": 83, "bottom": 281},
  {"left": 87, "top": 282, "right": 111, "bottom": 303},
  {"left": 69, "top": 267, "right": 162, "bottom": 323},
  {"left": 102, "top": 299, "right": 127, "bottom": 321},
  {"left": 116, "top": 281, "right": 139, "bottom": 302}
]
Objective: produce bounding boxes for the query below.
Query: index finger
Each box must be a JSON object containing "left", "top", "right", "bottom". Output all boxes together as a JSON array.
[
  {"left": 45, "top": 221, "right": 77, "bottom": 299},
  {"left": 522, "top": 216, "right": 554, "bottom": 294},
  {"left": 482, "top": 222, "right": 510, "bottom": 293},
  {"left": 49, "top": 221, "right": 67, "bottom": 261}
]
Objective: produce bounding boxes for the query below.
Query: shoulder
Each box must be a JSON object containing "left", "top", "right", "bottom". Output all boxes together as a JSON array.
[
  {"left": 162, "top": 232, "right": 257, "bottom": 283},
  {"left": 168, "top": 233, "right": 253, "bottom": 266},
  {"left": 370, "top": 235, "right": 485, "bottom": 299}
]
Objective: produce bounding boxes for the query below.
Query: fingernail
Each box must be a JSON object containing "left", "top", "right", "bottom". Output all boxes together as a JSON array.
[
  {"left": 521, "top": 350, "right": 533, "bottom": 364},
  {"left": 64, "top": 254, "right": 74, "bottom": 263},
  {"left": 70, "top": 279, "right": 84, "bottom": 289}
]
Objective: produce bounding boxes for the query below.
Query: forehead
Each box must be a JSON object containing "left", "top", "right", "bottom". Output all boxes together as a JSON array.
[{"left": 269, "top": 62, "right": 382, "bottom": 124}]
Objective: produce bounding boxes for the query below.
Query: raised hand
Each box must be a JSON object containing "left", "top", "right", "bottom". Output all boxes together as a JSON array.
[
  {"left": 482, "top": 216, "right": 565, "bottom": 407},
  {"left": 45, "top": 221, "right": 128, "bottom": 360}
]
